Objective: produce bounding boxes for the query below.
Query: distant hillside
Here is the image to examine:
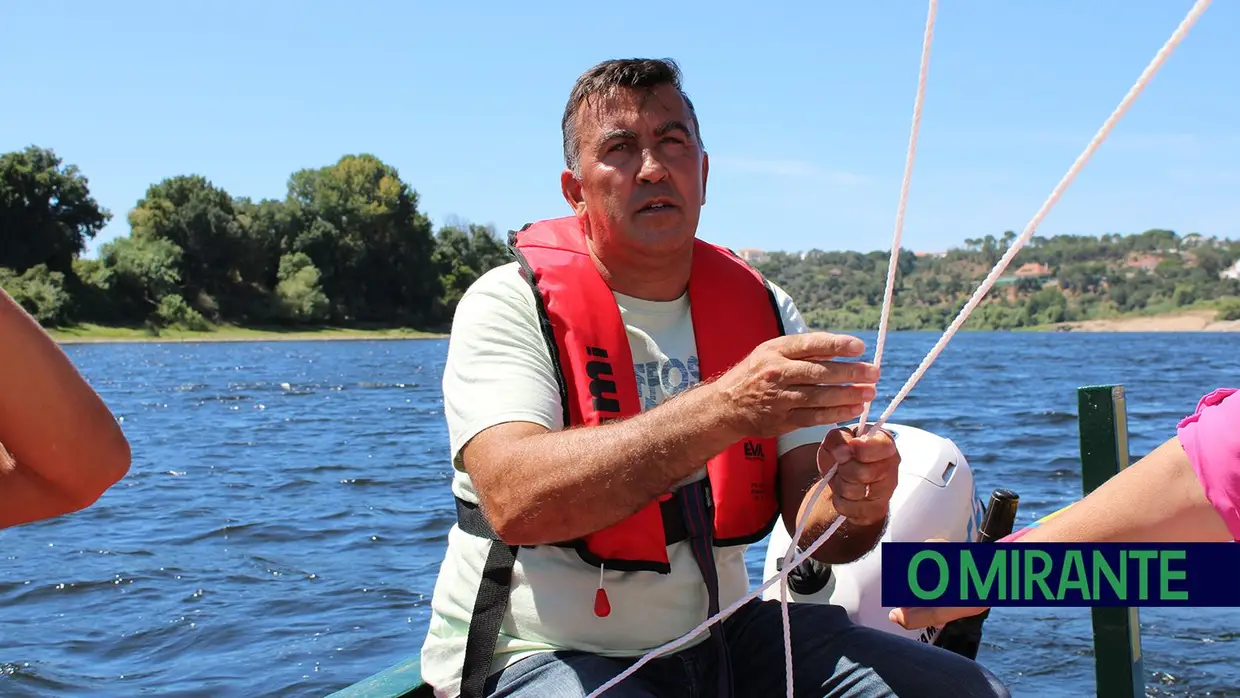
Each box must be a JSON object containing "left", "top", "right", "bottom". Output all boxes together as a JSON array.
[
  {"left": 6, "top": 143, "right": 1238, "bottom": 336},
  {"left": 744, "top": 229, "right": 1240, "bottom": 331}
]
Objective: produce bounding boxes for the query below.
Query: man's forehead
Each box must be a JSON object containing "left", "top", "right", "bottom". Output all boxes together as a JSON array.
[{"left": 577, "top": 85, "right": 692, "bottom": 133}]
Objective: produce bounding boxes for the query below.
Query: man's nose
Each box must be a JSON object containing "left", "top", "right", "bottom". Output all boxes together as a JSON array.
[{"left": 637, "top": 148, "right": 669, "bottom": 183}]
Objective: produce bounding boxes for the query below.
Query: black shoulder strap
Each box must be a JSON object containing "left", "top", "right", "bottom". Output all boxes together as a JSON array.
[
  {"left": 455, "top": 497, "right": 518, "bottom": 698},
  {"left": 459, "top": 541, "right": 518, "bottom": 698}
]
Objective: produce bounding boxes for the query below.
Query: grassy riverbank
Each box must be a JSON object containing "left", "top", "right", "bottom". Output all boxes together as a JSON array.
[
  {"left": 50, "top": 322, "right": 447, "bottom": 344},
  {"left": 50, "top": 306, "right": 1240, "bottom": 345}
]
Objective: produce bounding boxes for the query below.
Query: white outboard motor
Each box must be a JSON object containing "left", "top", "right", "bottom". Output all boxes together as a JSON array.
[{"left": 761, "top": 422, "right": 987, "bottom": 647}]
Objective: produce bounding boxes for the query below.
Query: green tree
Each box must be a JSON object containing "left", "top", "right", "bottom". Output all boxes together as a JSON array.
[
  {"left": 274, "top": 252, "right": 331, "bottom": 323},
  {"left": 127, "top": 175, "right": 259, "bottom": 321},
  {"left": 0, "top": 146, "right": 110, "bottom": 276},
  {"left": 88, "top": 234, "right": 186, "bottom": 323},
  {"left": 0, "top": 264, "right": 72, "bottom": 325},
  {"left": 285, "top": 154, "right": 439, "bottom": 324},
  {"left": 433, "top": 220, "right": 510, "bottom": 317}
]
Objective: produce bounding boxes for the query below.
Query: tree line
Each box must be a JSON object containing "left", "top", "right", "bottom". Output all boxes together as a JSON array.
[
  {"left": 752, "top": 229, "right": 1240, "bottom": 331},
  {"left": 3, "top": 145, "right": 1238, "bottom": 334},
  {"left": 1, "top": 146, "right": 509, "bottom": 332}
]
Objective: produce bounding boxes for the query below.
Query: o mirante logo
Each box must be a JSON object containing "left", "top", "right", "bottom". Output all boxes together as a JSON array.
[{"left": 881, "top": 542, "right": 1240, "bottom": 608}]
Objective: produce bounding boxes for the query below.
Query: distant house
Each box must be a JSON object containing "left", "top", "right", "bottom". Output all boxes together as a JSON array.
[
  {"left": 1223, "top": 259, "right": 1240, "bottom": 281},
  {"left": 737, "top": 248, "right": 768, "bottom": 263},
  {"left": 1125, "top": 254, "right": 1161, "bottom": 272},
  {"left": 1013, "top": 262, "right": 1052, "bottom": 279}
]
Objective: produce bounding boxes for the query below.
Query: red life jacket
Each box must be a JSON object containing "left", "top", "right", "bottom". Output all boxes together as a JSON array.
[
  {"left": 450, "top": 215, "right": 787, "bottom": 698},
  {"left": 508, "top": 215, "right": 784, "bottom": 568}
]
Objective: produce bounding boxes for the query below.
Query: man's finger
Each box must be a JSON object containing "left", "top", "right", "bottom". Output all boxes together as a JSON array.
[
  {"left": 781, "top": 358, "right": 879, "bottom": 386},
  {"left": 848, "top": 431, "right": 897, "bottom": 463},
  {"left": 833, "top": 456, "right": 898, "bottom": 485},
  {"left": 829, "top": 476, "right": 895, "bottom": 504},
  {"left": 820, "top": 425, "right": 854, "bottom": 451},
  {"left": 783, "top": 384, "right": 876, "bottom": 409},
  {"left": 832, "top": 496, "right": 887, "bottom": 526},
  {"left": 888, "top": 606, "right": 987, "bottom": 630},
  {"left": 786, "top": 404, "right": 866, "bottom": 430},
  {"left": 774, "top": 333, "right": 867, "bottom": 361},
  {"left": 817, "top": 428, "right": 853, "bottom": 473},
  {"left": 819, "top": 429, "right": 896, "bottom": 469}
]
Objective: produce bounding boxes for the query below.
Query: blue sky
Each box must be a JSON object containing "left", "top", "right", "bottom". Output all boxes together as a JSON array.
[{"left": 2, "top": 1, "right": 1236, "bottom": 258}]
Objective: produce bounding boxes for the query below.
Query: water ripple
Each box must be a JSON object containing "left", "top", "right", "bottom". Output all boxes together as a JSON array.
[{"left": 0, "top": 333, "right": 1234, "bottom": 697}]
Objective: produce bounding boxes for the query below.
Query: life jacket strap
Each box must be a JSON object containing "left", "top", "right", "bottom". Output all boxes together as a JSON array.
[
  {"left": 451, "top": 491, "right": 692, "bottom": 696},
  {"left": 677, "top": 478, "right": 734, "bottom": 697},
  {"left": 454, "top": 495, "right": 690, "bottom": 550}
]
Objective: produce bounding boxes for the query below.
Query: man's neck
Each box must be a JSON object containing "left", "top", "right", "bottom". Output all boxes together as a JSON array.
[{"left": 588, "top": 247, "right": 692, "bottom": 302}]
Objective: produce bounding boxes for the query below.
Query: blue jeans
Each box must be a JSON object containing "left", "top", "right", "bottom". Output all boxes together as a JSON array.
[{"left": 484, "top": 599, "right": 1011, "bottom": 698}]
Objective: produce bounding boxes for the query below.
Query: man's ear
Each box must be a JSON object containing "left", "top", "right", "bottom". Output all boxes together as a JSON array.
[
  {"left": 701, "top": 151, "right": 710, "bottom": 205},
  {"left": 561, "top": 169, "right": 587, "bottom": 216}
]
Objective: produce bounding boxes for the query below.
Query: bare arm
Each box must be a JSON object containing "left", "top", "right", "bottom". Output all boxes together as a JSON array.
[
  {"left": 889, "top": 434, "right": 1231, "bottom": 630},
  {"left": 0, "top": 289, "right": 131, "bottom": 528},
  {"left": 464, "top": 381, "right": 744, "bottom": 545},
  {"left": 464, "top": 332, "right": 878, "bottom": 546},
  {"left": 1007, "top": 436, "right": 1231, "bottom": 544},
  {"left": 779, "top": 443, "right": 886, "bottom": 564}
]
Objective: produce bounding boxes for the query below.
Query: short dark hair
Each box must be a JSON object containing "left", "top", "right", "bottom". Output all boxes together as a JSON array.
[{"left": 561, "top": 58, "right": 705, "bottom": 174}]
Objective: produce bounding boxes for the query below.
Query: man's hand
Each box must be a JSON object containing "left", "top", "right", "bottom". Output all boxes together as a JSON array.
[
  {"left": 888, "top": 537, "right": 987, "bottom": 629},
  {"left": 712, "top": 332, "right": 879, "bottom": 438},
  {"left": 818, "top": 426, "right": 899, "bottom": 527},
  {"left": 889, "top": 605, "right": 989, "bottom": 630}
]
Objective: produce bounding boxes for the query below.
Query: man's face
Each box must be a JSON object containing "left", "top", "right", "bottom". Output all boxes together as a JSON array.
[{"left": 562, "top": 83, "right": 708, "bottom": 258}]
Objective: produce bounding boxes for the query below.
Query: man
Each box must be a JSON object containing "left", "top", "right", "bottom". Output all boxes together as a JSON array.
[
  {"left": 420, "top": 57, "right": 1010, "bottom": 698},
  {"left": 1, "top": 286, "right": 131, "bottom": 529}
]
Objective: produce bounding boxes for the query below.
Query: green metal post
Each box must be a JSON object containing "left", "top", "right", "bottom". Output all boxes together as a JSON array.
[{"left": 1077, "top": 385, "right": 1145, "bottom": 698}]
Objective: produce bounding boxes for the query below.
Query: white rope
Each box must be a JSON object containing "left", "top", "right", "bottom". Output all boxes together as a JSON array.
[
  {"left": 583, "top": 470, "right": 845, "bottom": 698},
  {"left": 866, "top": 0, "right": 1215, "bottom": 435},
  {"left": 854, "top": 0, "right": 938, "bottom": 437},
  {"left": 583, "top": 2, "right": 1212, "bottom": 695},
  {"left": 777, "top": 3, "right": 939, "bottom": 695}
]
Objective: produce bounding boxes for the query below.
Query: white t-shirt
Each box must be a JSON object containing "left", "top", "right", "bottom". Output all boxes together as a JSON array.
[{"left": 419, "top": 260, "right": 833, "bottom": 697}]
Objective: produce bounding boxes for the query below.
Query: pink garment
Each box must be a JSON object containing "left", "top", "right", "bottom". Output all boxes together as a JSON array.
[{"left": 1177, "top": 387, "right": 1240, "bottom": 540}]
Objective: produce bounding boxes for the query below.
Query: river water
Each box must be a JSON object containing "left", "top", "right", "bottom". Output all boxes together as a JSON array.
[{"left": 1, "top": 331, "right": 1236, "bottom": 697}]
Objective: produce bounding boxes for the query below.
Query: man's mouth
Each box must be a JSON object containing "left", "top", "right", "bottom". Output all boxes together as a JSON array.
[{"left": 638, "top": 200, "right": 677, "bottom": 213}]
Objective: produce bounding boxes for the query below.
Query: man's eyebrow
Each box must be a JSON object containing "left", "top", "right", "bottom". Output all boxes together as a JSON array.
[
  {"left": 598, "top": 128, "right": 637, "bottom": 144},
  {"left": 596, "top": 121, "right": 692, "bottom": 145},
  {"left": 655, "top": 120, "right": 692, "bottom": 138}
]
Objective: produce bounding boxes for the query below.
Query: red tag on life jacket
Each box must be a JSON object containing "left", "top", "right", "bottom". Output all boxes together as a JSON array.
[{"left": 594, "top": 587, "right": 611, "bottom": 617}]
